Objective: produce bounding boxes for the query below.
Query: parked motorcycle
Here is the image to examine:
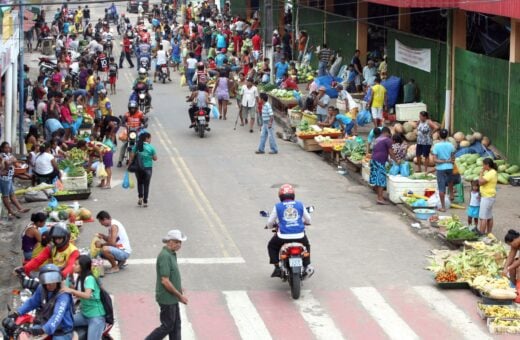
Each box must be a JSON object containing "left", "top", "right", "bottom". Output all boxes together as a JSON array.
[
  {"left": 261, "top": 206, "right": 315, "bottom": 299},
  {"left": 38, "top": 57, "right": 56, "bottom": 77},
  {"left": 158, "top": 64, "right": 169, "bottom": 83}
]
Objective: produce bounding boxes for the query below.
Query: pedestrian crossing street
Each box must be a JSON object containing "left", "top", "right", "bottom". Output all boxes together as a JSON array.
[{"left": 111, "top": 286, "right": 518, "bottom": 340}]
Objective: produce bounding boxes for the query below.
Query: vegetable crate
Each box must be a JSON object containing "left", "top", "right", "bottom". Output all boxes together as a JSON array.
[
  {"left": 509, "top": 176, "right": 520, "bottom": 186},
  {"left": 487, "top": 318, "right": 520, "bottom": 334},
  {"left": 297, "top": 137, "right": 321, "bottom": 152},
  {"left": 387, "top": 175, "right": 438, "bottom": 204},
  {"left": 62, "top": 173, "right": 88, "bottom": 191},
  {"left": 301, "top": 112, "right": 318, "bottom": 126},
  {"left": 54, "top": 189, "right": 91, "bottom": 201}
]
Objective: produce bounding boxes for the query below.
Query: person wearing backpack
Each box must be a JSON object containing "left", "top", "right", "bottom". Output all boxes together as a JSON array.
[
  {"left": 61, "top": 255, "right": 106, "bottom": 340},
  {"left": 128, "top": 132, "right": 157, "bottom": 207}
]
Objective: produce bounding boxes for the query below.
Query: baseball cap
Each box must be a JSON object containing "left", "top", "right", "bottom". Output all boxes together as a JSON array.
[
  {"left": 162, "top": 230, "right": 187, "bottom": 243},
  {"left": 319, "top": 86, "right": 326, "bottom": 91}
]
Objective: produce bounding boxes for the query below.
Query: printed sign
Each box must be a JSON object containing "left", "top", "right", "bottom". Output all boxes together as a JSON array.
[{"left": 395, "top": 39, "right": 431, "bottom": 73}]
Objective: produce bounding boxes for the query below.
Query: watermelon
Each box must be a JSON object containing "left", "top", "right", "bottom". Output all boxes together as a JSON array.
[
  {"left": 78, "top": 208, "right": 92, "bottom": 221},
  {"left": 58, "top": 210, "right": 69, "bottom": 221}
]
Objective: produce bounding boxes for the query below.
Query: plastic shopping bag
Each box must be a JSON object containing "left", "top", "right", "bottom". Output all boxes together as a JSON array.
[
  {"left": 48, "top": 196, "right": 58, "bottom": 209},
  {"left": 400, "top": 162, "right": 411, "bottom": 177},
  {"left": 211, "top": 104, "right": 220, "bottom": 119},
  {"left": 356, "top": 109, "right": 372, "bottom": 126},
  {"left": 96, "top": 163, "right": 107, "bottom": 178},
  {"left": 129, "top": 176, "right": 135, "bottom": 189},
  {"left": 180, "top": 74, "right": 187, "bottom": 86},
  {"left": 122, "top": 171, "right": 130, "bottom": 189},
  {"left": 389, "top": 162, "right": 400, "bottom": 176}
]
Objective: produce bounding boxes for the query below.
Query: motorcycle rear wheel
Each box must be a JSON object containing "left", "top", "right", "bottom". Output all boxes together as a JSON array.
[{"left": 289, "top": 271, "right": 301, "bottom": 299}]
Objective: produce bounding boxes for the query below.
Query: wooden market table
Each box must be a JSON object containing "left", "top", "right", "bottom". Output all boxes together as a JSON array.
[{"left": 268, "top": 94, "right": 299, "bottom": 118}]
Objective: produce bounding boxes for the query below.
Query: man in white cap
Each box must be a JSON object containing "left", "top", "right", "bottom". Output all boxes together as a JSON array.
[
  {"left": 314, "top": 86, "right": 330, "bottom": 123},
  {"left": 145, "top": 230, "right": 188, "bottom": 340}
]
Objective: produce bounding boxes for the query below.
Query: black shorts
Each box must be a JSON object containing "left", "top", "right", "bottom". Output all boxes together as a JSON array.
[{"left": 416, "top": 144, "right": 432, "bottom": 158}]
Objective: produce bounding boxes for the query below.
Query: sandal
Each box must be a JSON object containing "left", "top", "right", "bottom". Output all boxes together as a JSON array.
[
  {"left": 376, "top": 200, "right": 389, "bottom": 205},
  {"left": 8, "top": 213, "right": 21, "bottom": 219},
  {"left": 105, "top": 268, "right": 120, "bottom": 274},
  {"left": 138, "top": 198, "right": 143, "bottom": 206},
  {"left": 17, "top": 208, "right": 30, "bottom": 213}
]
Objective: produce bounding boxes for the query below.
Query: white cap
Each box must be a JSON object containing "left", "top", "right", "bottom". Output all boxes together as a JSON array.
[{"left": 162, "top": 230, "right": 187, "bottom": 243}]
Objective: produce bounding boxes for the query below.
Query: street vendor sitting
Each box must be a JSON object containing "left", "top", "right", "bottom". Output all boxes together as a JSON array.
[
  {"left": 280, "top": 73, "right": 299, "bottom": 91},
  {"left": 317, "top": 106, "right": 337, "bottom": 128}
]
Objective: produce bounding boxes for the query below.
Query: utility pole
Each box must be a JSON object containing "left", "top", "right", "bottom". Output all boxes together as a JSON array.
[
  {"left": 264, "top": 0, "right": 274, "bottom": 83},
  {"left": 18, "top": 1, "right": 25, "bottom": 153}
]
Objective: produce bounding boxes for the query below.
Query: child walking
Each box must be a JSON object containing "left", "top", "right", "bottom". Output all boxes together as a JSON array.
[
  {"left": 467, "top": 180, "right": 480, "bottom": 227},
  {"left": 108, "top": 57, "right": 118, "bottom": 95}
]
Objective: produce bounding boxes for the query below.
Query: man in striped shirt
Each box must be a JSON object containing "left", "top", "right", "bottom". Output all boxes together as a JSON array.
[{"left": 318, "top": 44, "right": 333, "bottom": 77}]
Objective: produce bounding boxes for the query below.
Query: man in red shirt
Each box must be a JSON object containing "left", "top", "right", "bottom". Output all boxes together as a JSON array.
[
  {"left": 280, "top": 73, "right": 298, "bottom": 91},
  {"left": 251, "top": 30, "right": 262, "bottom": 63},
  {"left": 119, "top": 34, "right": 135, "bottom": 68},
  {"left": 232, "top": 31, "right": 243, "bottom": 54}
]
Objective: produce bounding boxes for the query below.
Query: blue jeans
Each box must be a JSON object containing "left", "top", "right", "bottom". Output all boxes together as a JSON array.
[
  {"left": 104, "top": 246, "right": 130, "bottom": 262},
  {"left": 318, "top": 61, "right": 328, "bottom": 77},
  {"left": 258, "top": 124, "right": 278, "bottom": 153},
  {"left": 53, "top": 334, "right": 73, "bottom": 340},
  {"left": 186, "top": 68, "right": 195, "bottom": 88},
  {"left": 74, "top": 312, "right": 106, "bottom": 340}
]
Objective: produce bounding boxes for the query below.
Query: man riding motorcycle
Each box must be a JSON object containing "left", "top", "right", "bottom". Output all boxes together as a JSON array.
[
  {"left": 117, "top": 100, "right": 145, "bottom": 167},
  {"left": 5, "top": 264, "right": 74, "bottom": 339},
  {"left": 18, "top": 224, "right": 79, "bottom": 279},
  {"left": 267, "top": 184, "right": 314, "bottom": 278},
  {"left": 136, "top": 38, "right": 152, "bottom": 70},
  {"left": 187, "top": 83, "right": 211, "bottom": 129},
  {"left": 131, "top": 68, "right": 153, "bottom": 109}
]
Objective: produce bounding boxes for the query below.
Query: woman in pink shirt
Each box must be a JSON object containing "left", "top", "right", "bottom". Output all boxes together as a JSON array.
[{"left": 60, "top": 94, "right": 74, "bottom": 141}]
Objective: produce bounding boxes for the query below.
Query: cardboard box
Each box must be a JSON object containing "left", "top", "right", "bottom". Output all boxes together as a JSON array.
[{"left": 297, "top": 138, "right": 321, "bottom": 152}]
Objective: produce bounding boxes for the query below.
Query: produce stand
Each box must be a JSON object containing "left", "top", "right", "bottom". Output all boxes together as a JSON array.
[
  {"left": 318, "top": 139, "right": 345, "bottom": 165},
  {"left": 268, "top": 94, "right": 298, "bottom": 117},
  {"left": 297, "top": 138, "right": 321, "bottom": 152},
  {"left": 345, "top": 157, "right": 362, "bottom": 173},
  {"left": 61, "top": 172, "right": 88, "bottom": 191}
]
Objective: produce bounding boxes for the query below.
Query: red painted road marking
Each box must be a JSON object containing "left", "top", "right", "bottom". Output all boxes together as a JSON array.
[
  {"left": 380, "top": 286, "right": 462, "bottom": 340},
  {"left": 314, "top": 290, "right": 388, "bottom": 340},
  {"left": 114, "top": 292, "right": 159, "bottom": 340},
  {"left": 186, "top": 290, "right": 241, "bottom": 340},
  {"left": 249, "top": 290, "right": 315, "bottom": 340}
]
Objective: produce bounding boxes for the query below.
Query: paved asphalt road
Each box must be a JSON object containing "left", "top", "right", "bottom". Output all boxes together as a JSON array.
[{"left": 17, "top": 3, "right": 514, "bottom": 340}]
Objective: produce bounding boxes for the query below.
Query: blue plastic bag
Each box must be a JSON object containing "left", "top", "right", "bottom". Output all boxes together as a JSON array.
[
  {"left": 356, "top": 109, "right": 372, "bottom": 127},
  {"left": 389, "top": 162, "right": 400, "bottom": 176},
  {"left": 48, "top": 197, "right": 58, "bottom": 209},
  {"left": 211, "top": 105, "right": 220, "bottom": 119},
  {"left": 400, "top": 162, "right": 411, "bottom": 177},
  {"left": 122, "top": 171, "right": 130, "bottom": 189}
]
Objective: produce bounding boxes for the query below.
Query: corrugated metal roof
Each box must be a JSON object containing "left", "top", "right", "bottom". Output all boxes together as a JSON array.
[{"left": 365, "top": 0, "right": 520, "bottom": 19}]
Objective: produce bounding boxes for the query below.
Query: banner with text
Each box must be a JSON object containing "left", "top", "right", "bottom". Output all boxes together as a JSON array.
[{"left": 395, "top": 39, "right": 431, "bottom": 73}]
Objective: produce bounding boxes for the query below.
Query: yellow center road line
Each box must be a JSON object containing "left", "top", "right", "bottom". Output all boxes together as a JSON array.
[{"left": 153, "top": 122, "right": 240, "bottom": 257}]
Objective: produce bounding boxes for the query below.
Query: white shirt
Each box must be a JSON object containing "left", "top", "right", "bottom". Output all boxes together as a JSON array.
[
  {"left": 186, "top": 57, "right": 198, "bottom": 69},
  {"left": 156, "top": 50, "right": 167, "bottom": 65},
  {"left": 469, "top": 191, "right": 481, "bottom": 207},
  {"left": 111, "top": 219, "right": 132, "bottom": 254},
  {"left": 161, "top": 39, "right": 171, "bottom": 54},
  {"left": 241, "top": 85, "right": 258, "bottom": 107},
  {"left": 34, "top": 152, "right": 54, "bottom": 175}
]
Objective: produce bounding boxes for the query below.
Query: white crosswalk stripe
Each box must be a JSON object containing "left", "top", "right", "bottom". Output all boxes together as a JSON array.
[
  {"left": 351, "top": 287, "right": 419, "bottom": 340},
  {"left": 413, "top": 286, "right": 493, "bottom": 340},
  {"left": 179, "top": 304, "right": 196, "bottom": 340},
  {"left": 292, "top": 290, "right": 345, "bottom": 340},
  {"left": 223, "top": 291, "right": 272, "bottom": 340}
]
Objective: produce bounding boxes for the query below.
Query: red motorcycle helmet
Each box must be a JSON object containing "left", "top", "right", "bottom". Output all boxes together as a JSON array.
[{"left": 278, "top": 184, "right": 295, "bottom": 201}]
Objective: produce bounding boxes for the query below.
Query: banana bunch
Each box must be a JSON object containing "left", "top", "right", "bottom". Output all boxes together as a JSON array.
[
  {"left": 322, "top": 128, "right": 341, "bottom": 133},
  {"left": 479, "top": 304, "right": 520, "bottom": 319}
]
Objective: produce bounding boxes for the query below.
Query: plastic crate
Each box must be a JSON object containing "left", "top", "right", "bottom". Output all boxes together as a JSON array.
[
  {"left": 288, "top": 109, "right": 303, "bottom": 127},
  {"left": 61, "top": 172, "right": 88, "bottom": 191},
  {"left": 509, "top": 176, "right": 520, "bottom": 186},
  {"left": 387, "top": 175, "right": 438, "bottom": 204}
]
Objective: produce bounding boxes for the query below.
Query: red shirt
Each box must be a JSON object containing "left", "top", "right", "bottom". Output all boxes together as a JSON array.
[
  {"left": 123, "top": 37, "right": 132, "bottom": 53},
  {"left": 208, "top": 60, "right": 217, "bottom": 70},
  {"left": 252, "top": 34, "right": 262, "bottom": 51},
  {"left": 282, "top": 78, "right": 299, "bottom": 91},
  {"left": 195, "top": 45, "right": 202, "bottom": 57},
  {"left": 125, "top": 111, "right": 144, "bottom": 128}
]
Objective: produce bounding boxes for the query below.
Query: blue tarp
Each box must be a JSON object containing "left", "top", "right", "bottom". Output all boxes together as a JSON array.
[
  {"left": 455, "top": 141, "right": 495, "bottom": 159},
  {"left": 381, "top": 76, "right": 402, "bottom": 108},
  {"left": 313, "top": 75, "right": 342, "bottom": 99}
]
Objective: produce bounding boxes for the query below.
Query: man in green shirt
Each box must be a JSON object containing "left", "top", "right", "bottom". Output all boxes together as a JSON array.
[{"left": 145, "top": 230, "right": 188, "bottom": 340}]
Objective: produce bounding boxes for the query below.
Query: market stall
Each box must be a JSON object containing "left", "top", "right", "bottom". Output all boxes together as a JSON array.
[{"left": 426, "top": 231, "right": 520, "bottom": 335}]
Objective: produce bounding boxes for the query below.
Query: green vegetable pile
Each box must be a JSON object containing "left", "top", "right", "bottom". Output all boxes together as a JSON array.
[
  {"left": 409, "top": 172, "right": 436, "bottom": 180},
  {"left": 299, "top": 120, "right": 310, "bottom": 132},
  {"left": 341, "top": 139, "right": 366, "bottom": 160},
  {"left": 258, "top": 83, "right": 277, "bottom": 92},
  {"left": 444, "top": 215, "right": 479, "bottom": 241},
  {"left": 455, "top": 154, "right": 520, "bottom": 185}
]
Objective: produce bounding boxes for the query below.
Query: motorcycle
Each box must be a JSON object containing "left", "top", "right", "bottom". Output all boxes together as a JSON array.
[
  {"left": 191, "top": 105, "right": 210, "bottom": 138},
  {"left": 2, "top": 270, "right": 113, "bottom": 340},
  {"left": 261, "top": 206, "right": 315, "bottom": 300},
  {"left": 139, "top": 56, "right": 150, "bottom": 71},
  {"left": 158, "top": 64, "right": 169, "bottom": 83},
  {"left": 137, "top": 89, "right": 150, "bottom": 114},
  {"left": 38, "top": 57, "right": 56, "bottom": 77},
  {"left": 104, "top": 38, "right": 113, "bottom": 58}
]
